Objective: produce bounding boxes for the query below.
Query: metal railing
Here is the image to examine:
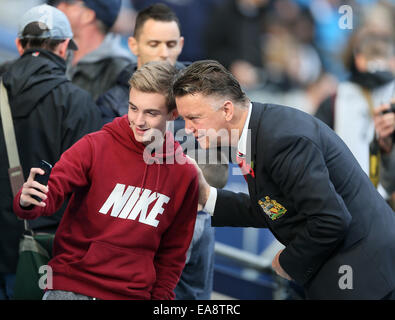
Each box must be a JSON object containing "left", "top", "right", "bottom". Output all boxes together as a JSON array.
[{"left": 214, "top": 241, "right": 290, "bottom": 300}]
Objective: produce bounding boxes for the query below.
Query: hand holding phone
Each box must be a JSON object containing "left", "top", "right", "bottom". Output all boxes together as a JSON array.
[{"left": 32, "top": 160, "right": 52, "bottom": 202}]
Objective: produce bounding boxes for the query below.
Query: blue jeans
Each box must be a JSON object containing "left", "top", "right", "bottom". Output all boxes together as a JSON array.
[
  {"left": 174, "top": 212, "right": 215, "bottom": 300},
  {"left": 0, "top": 273, "right": 15, "bottom": 300}
]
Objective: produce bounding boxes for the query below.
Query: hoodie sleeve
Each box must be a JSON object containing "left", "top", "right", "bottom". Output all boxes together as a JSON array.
[
  {"left": 150, "top": 171, "right": 199, "bottom": 300},
  {"left": 13, "top": 135, "right": 94, "bottom": 220}
]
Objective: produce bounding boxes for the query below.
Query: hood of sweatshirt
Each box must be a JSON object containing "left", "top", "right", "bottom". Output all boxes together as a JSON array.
[
  {"left": 2, "top": 49, "right": 68, "bottom": 118},
  {"left": 102, "top": 115, "right": 184, "bottom": 192}
]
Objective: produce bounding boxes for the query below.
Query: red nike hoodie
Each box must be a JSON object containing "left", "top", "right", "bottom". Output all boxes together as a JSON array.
[{"left": 13, "top": 115, "right": 198, "bottom": 300}]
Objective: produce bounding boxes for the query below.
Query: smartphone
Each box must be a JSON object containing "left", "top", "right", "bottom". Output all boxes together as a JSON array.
[{"left": 32, "top": 160, "right": 52, "bottom": 202}]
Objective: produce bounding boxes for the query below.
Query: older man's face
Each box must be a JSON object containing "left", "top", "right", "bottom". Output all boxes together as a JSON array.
[{"left": 176, "top": 93, "right": 231, "bottom": 149}]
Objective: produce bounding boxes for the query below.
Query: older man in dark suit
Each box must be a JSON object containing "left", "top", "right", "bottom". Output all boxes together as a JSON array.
[{"left": 173, "top": 60, "right": 395, "bottom": 300}]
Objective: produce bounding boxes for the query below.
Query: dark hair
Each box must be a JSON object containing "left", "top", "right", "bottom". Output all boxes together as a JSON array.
[
  {"left": 172, "top": 60, "right": 249, "bottom": 106},
  {"left": 129, "top": 61, "right": 178, "bottom": 112},
  {"left": 19, "top": 22, "right": 65, "bottom": 51},
  {"left": 134, "top": 3, "right": 181, "bottom": 39}
]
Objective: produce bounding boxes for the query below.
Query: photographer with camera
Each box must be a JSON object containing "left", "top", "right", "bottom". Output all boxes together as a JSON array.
[{"left": 315, "top": 27, "right": 395, "bottom": 197}]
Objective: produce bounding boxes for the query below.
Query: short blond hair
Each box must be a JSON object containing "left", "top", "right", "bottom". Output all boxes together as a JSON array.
[{"left": 129, "top": 61, "right": 177, "bottom": 112}]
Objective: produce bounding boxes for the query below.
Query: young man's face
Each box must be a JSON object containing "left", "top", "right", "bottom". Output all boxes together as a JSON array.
[
  {"left": 128, "top": 88, "right": 178, "bottom": 145},
  {"left": 129, "top": 19, "right": 184, "bottom": 68},
  {"left": 175, "top": 93, "right": 230, "bottom": 149}
]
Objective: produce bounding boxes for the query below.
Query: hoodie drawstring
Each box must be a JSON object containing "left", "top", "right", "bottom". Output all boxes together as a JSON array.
[
  {"left": 140, "top": 163, "right": 148, "bottom": 196},
  {"left": 139, "top": 159, "right": 161, "bottom": 197},
  {"left": 155, "top": 164, "right": 161, "bottom": 194}
]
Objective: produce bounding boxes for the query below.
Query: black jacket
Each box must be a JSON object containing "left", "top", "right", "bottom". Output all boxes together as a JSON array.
[
  {"left": 212, "top": 102, "right": 395, "bottom": 299},
  {"left": 0, "top": 49, "right": 102, "bottom": 273},
  {"left": 204, "top": 0, "right": 265, "bottom": 69}
]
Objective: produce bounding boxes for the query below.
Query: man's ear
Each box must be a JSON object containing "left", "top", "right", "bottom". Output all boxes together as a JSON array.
[
  {"left": 56, "top": 39, "right": 71, "bottom": 59},
  {"left": 128, "top": 36, "right": 138, "bottom": 56},
  {"left": 82, "top": 6, "right": 96, "bottom": 26},
  {"left": 178, "top": 36, "right": 184, "bottom": 53},
  {"left": 15, "top": 38, "right": 24, "bottom": 56},
  {"left": 222, "top": 100, "right": 234, "bottom": 122}
]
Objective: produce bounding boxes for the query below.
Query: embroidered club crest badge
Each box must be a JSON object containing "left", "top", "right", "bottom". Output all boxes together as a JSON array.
[{"left": 258, "top": 196, "right": 287, "bottom": 220}]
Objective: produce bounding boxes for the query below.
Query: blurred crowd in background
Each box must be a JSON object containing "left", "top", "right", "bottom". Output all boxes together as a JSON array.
[
  {"left": 0, "top": 0, "right": 393, "bottom": 116},
  {"left": 0, "top": 0, "right": 394, "bottom": 301}
]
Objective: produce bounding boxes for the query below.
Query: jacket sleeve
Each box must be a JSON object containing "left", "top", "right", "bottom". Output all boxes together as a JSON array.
[
  {"left": 212, "top": 189, "right": 268, "bottom": 228},
  {"left": 314, "top": 94, "right": 336, "bottom": 130},
  {"left": 13, "top": 136, "right": 94, "bottom": 220},
  {"left": 270, "top": 137, "right": 352, "bottom": 285},
  {"left": 150, "top": 174, "right": 199, "bottom": 300}
]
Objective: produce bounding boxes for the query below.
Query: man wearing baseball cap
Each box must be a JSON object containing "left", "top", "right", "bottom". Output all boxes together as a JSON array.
[
  {"left": 48, "top": 0, "right": 133, "bottom": 101},
  {"left": 0, "top": 4, "right": 102, "bottom": 299},
  {"left": 17, "top": 2, "right": 79, "bottom": 51}
]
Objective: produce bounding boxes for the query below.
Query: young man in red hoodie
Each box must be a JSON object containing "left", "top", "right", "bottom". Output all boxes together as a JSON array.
[{"left": 13, "top": 61, "right": 199, "bottom": 300}]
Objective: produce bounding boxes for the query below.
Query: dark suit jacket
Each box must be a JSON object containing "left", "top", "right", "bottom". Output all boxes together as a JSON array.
[{"left": 212, "top": 102, "right": 395, "bottom": 299}]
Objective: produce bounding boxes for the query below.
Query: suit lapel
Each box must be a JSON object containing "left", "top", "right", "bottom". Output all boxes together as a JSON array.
[
  {"left": 244, "top": 102, "right": 266, "bottom": 198},
  {"left": 248, "top": 102, "right": 265, "bottom": 165}
]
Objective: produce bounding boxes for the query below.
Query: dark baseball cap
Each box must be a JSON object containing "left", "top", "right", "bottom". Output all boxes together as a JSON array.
[
  {"left": 18, "top": 4, "right": 78, "bottom": 50},
  {"left": 50, "top": 0, "right": 121, "bottom": 29}
]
